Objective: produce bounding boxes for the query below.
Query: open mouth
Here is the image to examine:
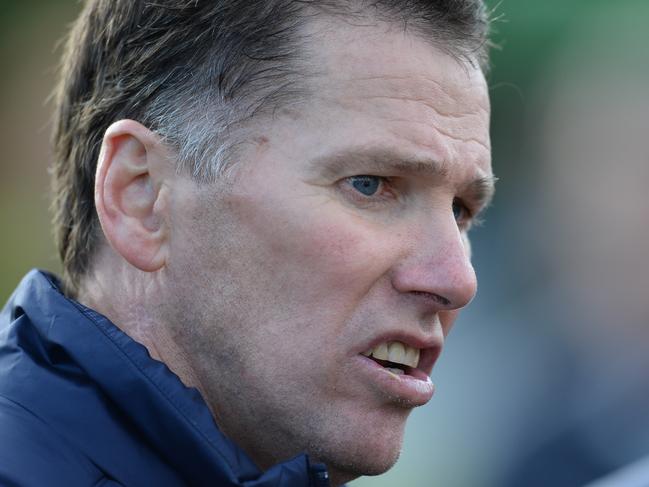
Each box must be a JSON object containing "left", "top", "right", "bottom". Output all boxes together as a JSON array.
[{"left": 361, "top": 341, "right": 420, "bottom": 377}]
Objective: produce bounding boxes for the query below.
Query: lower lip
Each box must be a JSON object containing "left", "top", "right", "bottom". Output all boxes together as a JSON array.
[{"left": 354, "top": 355, "right": 435, "bottom": 406}]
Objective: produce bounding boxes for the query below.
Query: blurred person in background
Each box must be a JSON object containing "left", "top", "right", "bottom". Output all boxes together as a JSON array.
[{"left": 0, "top": 1, "right": 495, "bottom": 486}]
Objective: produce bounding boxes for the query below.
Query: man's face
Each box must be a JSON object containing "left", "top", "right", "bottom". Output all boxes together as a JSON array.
[{"left": 164, "top": 21, "right": 492, "bottom": 483}]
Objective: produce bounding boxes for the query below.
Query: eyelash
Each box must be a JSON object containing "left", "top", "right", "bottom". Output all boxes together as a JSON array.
[
  {"left": 452, "top": 198, "right": 473, "bottom": 229},
  {"left": 341, "top": 175, "right": 394, "bottom": 204}
]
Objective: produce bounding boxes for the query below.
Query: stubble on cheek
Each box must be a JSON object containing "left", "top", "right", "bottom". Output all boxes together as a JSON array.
[{"left": 166, "top": 169, "right": 410, "bottom": 470}]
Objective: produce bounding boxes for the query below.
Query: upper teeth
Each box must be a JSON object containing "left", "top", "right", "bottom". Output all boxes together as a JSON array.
[{"left": 362, "top": 341, "right": 420, "bottom": 368}]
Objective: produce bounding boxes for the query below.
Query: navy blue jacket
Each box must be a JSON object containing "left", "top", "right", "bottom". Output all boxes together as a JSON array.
[{"left": 0, "top": 270, "right": 331, "bottom": 487}]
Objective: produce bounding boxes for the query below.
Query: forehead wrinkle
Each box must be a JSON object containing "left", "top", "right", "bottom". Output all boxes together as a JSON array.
[
  {"left": 432, "top": 123, "right": 491, "bottom": 153},
  {"left": 329, "top": 54, "right": 489, "bottom": 95},
  {"left": 356, "top": 93, "right": 489, "bottom": 120},
  {"left": 329, "top": 55, "right": 482, "bottom": 85},
  {"left": 327, "top": 87, "right": 490, "bottom": 153},
  {"left": 373, "top": 114, "right": 490, "bottom": 154},
  {"left": 330, "top": 76, "right": 490, "bottom": 115},
  {"left": 321, "top": 95, "right": 491, "bottom": 156},
  {"left": 334, "top": 74, "right": 449, "bottom": 94}
]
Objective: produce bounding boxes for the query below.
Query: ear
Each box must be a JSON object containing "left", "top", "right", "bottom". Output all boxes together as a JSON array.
[{"left": 95, "top": 120, "right": 171, "bottom": 272}]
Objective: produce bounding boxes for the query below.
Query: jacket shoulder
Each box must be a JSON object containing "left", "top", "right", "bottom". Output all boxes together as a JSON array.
[{"left": 0, "top": 395, "right": 111, "bottom": 487}]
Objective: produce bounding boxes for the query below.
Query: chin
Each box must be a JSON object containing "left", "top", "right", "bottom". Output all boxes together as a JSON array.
[
  {"left": 311, "top": 418, "right": 406, "bottom": 484},
  {"left": 324, "top": 448, "right": 402, "bottom": 486}
]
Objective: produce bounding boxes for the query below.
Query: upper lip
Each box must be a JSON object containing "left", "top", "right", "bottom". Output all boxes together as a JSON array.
[{"left": 355, "top": 330, "right": 444, "bottom": 375}]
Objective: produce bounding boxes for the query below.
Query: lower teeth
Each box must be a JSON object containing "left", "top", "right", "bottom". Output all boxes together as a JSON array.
[{"left": 385, "top": 367, "right": 405, "bottom": 375}]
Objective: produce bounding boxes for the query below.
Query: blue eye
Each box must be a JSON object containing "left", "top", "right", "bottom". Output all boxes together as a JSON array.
[{"left": 350, "top": 176, "right": 381, "bottom": 196}]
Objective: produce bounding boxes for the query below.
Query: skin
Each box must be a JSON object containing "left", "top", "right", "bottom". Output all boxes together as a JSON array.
[{"left": 82, "top": 20, "right": 493, "bottom": 486}]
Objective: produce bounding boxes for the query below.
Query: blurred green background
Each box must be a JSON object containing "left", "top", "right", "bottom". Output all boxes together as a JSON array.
[{"left": 2, "top": 1, "right": 648, "bottom": 486}]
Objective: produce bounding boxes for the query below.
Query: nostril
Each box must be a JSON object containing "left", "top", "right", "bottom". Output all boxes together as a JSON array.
[{"left": 410, "top": 291, "right": 450, "bottom": 307}]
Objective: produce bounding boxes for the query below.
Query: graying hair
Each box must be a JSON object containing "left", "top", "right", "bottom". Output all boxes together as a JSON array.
[{"left": 52, "top": 0, "right": 491, "bottom": 295}]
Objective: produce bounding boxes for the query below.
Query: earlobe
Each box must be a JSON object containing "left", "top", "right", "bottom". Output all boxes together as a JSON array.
[{"left": 95, "top": 120, "right": 170, "bottom": 272}]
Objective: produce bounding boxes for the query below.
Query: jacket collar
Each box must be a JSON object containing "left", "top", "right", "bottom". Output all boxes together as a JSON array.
[{"left": 2, "top": 270, "right": 330, "bottom": 487}]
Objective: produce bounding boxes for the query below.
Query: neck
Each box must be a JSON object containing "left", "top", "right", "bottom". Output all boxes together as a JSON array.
[{"left": 77, "top": 258, "right": 211, "bottom": 404}]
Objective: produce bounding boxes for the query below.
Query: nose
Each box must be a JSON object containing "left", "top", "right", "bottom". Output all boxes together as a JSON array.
[{"left": 391, "top": 214, "right": 478, "bottom": 311}]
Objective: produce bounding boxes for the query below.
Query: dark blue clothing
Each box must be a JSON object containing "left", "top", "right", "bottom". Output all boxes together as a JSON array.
[{"left": 0, "top": 270, "right": 331, "bottom": 487}]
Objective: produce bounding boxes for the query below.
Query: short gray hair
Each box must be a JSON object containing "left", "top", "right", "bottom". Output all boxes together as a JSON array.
[{"left": 52, "top": 0, "right": 491, "bottom": 296}]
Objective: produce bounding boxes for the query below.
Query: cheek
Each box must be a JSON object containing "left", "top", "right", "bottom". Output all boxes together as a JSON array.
[
  {"left": 236, "top": 193, "right": 397, "bottom": 297},
  {"left": 297, "top": 219, "right": 384, "bottom": 279},
  {"left": 440, "top": 310, "right": 460, "bottom": 337}
]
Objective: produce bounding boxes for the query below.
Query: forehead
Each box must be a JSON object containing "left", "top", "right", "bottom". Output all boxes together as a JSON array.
[
  {"left": 298, "top": 19, "right": 492, "bottom": 176},
  {"left": 313, "top": 19, "right": 486, "bottom": 95}
]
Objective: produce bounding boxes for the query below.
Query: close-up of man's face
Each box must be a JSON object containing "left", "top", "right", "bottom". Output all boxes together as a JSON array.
[
  {"left": 10, "top": 2, "right": 649, "bottom": 487},
  {"left": 0, "top": 2, "right": 496, "bottom": 486},
  {"left": 161, "top": 20, "right": 492, "bottom": 484}
]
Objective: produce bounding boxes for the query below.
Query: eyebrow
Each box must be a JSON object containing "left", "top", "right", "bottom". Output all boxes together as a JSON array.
[{"left": 310, "top": 147, "right": 497, "bottom": 211}]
